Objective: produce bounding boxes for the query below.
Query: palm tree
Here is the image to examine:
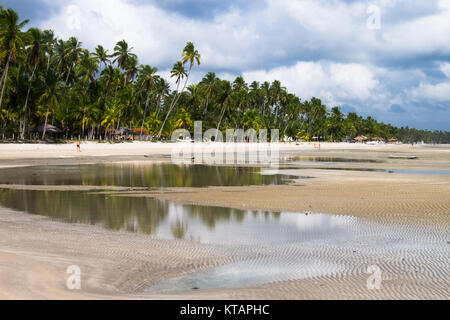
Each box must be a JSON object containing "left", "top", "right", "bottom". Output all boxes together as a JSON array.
[
  {"left": 157, "top": 61, "right": 186, "bottom": 138},
  {"left": 93, "top": 45, "right": 110, "bottom": 67},
  {"left": 39, "top": 69, "right": 62, "bottom": 139},
  {"left": 181, "top": 42, "right": 201, "bottom": 84},
  {"left": 0, "top": 9, "right": 29, "bottom": 112},
  {"left": 123, "top": 55, "right": 138, "bottom": 85},
  {"left": 154, "top": 77, "right": 170, "bottom": 117},
  {"left": 200, "top": 72, "right": 216, "bottom": 114},
  {"left": 172, "top": 42, "right": 200, "bottom": 106},
  {"left": 63, "top": 37, "right": 85, "bottom": 86},
  {"left": 270, "top": 80, "right": 286, "bottom": 127},
  {"left": 112, "top": 40, "right": 136, "bottom": 69},
  {"left": 100, "top": 65, "right": 118, "bottom": 98},
  {"left": 216, "top": 80, "right": 233, "bottom": 137},
  {"left": 77, "top": 51, "right": 99, "bottom": 92},
  {"left": 77, "top": 52, "right": 99, "bottom": 136},
  {"left": 21, "top": 28, "right": 45, "bottom": 139},
  {"left": 137, "top": 64, "right": 158, "bottom": 137},
  {"left": 42, "top": 30, "right": 55, "bottom": 70}
]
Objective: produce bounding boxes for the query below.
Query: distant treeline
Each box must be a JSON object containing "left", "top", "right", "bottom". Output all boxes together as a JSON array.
[{"left": 0, "top": 7, "right": 449, "bottom": 143}]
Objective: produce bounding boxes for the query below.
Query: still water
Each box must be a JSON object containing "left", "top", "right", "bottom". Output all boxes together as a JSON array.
[
  {"left": 0, "top": 162, "right": 447, "bottom": 294},
  {"left": 0, "top": 189, "right": 358, "bottom": 244},
  {"left": 0, "top": 162, "right": 295, "bottom": 187},
  {"left": 0, "top": 188, "right": 447, "bottom": 294}
]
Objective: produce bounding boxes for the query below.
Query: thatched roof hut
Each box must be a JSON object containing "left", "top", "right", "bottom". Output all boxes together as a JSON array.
[
  {"left": 33, "top": 124, "right": 63, "bottom": 134},
  {"left": 114, "top": 127, "right": 133, "bottom": 135},
  {"left": 354, "top": 135, "right": 368, "bottom": 142}
]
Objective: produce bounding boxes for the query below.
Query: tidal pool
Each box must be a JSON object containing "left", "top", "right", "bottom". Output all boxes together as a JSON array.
[
  {"left": 0, "top": 188, "right": 447, "bottom": 294},
  {"left": 0, "top": 189, "right": 357, "bottom": 243},
  {"left": 0, "top": 162, "right": 295, "bottom": 187}
]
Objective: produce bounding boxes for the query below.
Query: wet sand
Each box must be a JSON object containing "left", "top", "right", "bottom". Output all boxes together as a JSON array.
[{"left": 0, "top": 142, "right": 449, "bottom": 299}]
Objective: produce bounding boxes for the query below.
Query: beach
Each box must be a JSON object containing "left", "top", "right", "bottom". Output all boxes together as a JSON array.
[{"left": 0, "top": 142, "right": 449, "bottom": 300}]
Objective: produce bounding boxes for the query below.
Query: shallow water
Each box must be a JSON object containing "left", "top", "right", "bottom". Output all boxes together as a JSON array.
[
  {"left": 282, "top": 167, "right": 450, "bottom": 175},
  {"left": 0, "top": 162, "right": 448, "bottom": 295},
  {"left": 282, "top": 156, "right": 384, "bottom": 164},
  {"left": 0, "top": 163, "right": 296, "bottom": 187},
  {"left": 0, "top": 188, "right": 448, "bottom": 294}
]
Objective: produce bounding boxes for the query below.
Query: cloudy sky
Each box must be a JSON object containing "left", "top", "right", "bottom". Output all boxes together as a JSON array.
[{"left": 4, "top": 0, "right": 450, "bottom": 130}]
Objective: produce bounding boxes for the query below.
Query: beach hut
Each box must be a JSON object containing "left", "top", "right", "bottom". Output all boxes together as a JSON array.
[
  {"left": 33, "top": 124, "right": 63, "bottom": 139},
  {"left": 388, "top": 138, "right": 398, "bottom": 144},
  {"left": 354, "top": 135, "right": 368, "bottom": 143}
]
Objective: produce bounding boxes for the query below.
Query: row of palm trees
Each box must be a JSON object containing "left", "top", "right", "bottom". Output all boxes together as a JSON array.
[{"left": 1, "top": 7, "right": 449, "bottom": 143}]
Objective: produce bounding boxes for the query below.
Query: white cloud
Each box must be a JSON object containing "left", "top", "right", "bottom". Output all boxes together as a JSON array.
[
  {"left": 37, "top": 0, "right": 450, "bottom": 129},
  {"left": 242, "top": 61, "right": 381, "bottom": 108},
  {"left": 411, "top": 82, "right": 450, "bottom": 102},
  {"left": 440, "top": 62, "right": 450, "bottom": 78}
]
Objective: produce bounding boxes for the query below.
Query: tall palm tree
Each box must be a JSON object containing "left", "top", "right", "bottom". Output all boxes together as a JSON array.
[
  {"left": 0, "top": 9, "right": 29, "bottom": 112},
  {"left": 112, "top": 40, "right": 136, "bottom": 69},
  {"left": 77, "top": 52, "right": 99, "bottom": 136},
  {"left": 172, "top": 42, "right": 200, "bottom": 107},
  {"left": 21, "top": 28, "right": 44, "bottom": 138},
  {"left": 123, "top": 55, "right": 138, "bottom": 85},
  {"left": 100, "top": 65, "right": 118, "bottom": 98},
  {"left": 200, "top": 72, "right": 216, "bottom": 115},
  {"left": 157, "top": 61, "right": 186, "bottom": 138},
  {"left": 93, "top": 45, "right": 110, "bottom": 68},
  {"left": 154, "top": 77, "right": 170, "bottom": 118},
  {"left": 63, "top": 37, "right": 85, "bottom": 86},
  {"left": 137, "top": 64, "right": 158, "bottom": 137},
  {"left": 216, "top": 80, "right": 233, "bottom": 137},
  {"left": 39, "top": 69, "right": 62, "bottom": 139},
  {"left": 42, "top": 30, "right": 55, "bottom": 70},
  {"left": 270, "top": 80, "right": 286, "bottom": 127},
  {"left": 77, "top": 51, "right": 99, "bottom": 92}
]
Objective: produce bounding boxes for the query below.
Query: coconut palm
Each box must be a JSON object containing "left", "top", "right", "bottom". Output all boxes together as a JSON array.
[
  {"left": 0, "top": 9, "right": 29, "bottom": 112},
  {"left": 137, "top": 64, "right": 158, "bottom": 137},
  {"left": 93, "top": 45, "right": 110, "bottom": 67},
  {"left": 216, "top": 80, "right": 233, "bottom": 137},
  {"left": 112, "top": 40, "right": 136, "bottom": 69},
  {"left": 200, "top": 72, "right": 216, "bottom": 115},
  {"left": 172, "top": 42, "right": 200, "bottom": 106},
  {"left": 123, "top": 55, "right": 138, "bottom": 85},
  {"left": 157, "top": 61, "right": 187, "bottom": 138},
  {"left": 154, "top": 77, "right": 170, "bottom": 117},
  {"left": 21, "top": 28, "right": 45, "bottom": 138},
  {"left": 63, "top": 37, "right": 85, "bottom": 86},
  {"left": 39, "top": 69, "right": 62, "bottom": 139},
  {"left": 42, "top": 30, "right": 55, "bottom": 70}
]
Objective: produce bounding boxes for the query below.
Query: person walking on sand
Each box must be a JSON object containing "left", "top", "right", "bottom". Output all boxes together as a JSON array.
[{"left": 76, "top": 141, "right": 81, "bottom": 152}]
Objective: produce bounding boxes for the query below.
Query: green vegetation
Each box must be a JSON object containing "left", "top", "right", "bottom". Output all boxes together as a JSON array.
[{"left": 0, "top": 7, "right": 449, "bottom": 143}]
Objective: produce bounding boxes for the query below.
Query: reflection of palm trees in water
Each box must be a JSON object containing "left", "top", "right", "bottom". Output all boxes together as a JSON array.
[
  {"left": 171, "top": 218, "right": 188, "bottom": 240},
  {"left": 0, "top": 189, "right": 283, "bottom": 237}
]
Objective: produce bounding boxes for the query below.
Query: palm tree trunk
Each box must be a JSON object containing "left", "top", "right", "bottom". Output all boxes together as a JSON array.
[
  {"left": 42, "top": 105, "right": 50, "bottom": 140},
  {"left": 64, "top": 65, "right": 72, "bottom": 86},
  {"left": 171, "top": 66, "right": 191, "bottom": 110},
  {"left": 21, "top": 61, "right": 38, "bottom": 139},
  {"left": 157, "top": 78, "right": 183, "bottom": 139},
  {"left": 140, "top": 92, "right": 151, "bottom": 138},
  {"left": 155, "top": 95, "right": 162, "bottom": 118},
  {"left": 203, "top": 94, "right": 210, "bottom": 115},
  {"left": 0, "top": 51, "right": 12, "bottom": 111},
  {"left": 157, "top": 105, "right": 174, "bottom": 139},
  {"left": 216, "top": 103, "right": 227, "bottom": 138}
]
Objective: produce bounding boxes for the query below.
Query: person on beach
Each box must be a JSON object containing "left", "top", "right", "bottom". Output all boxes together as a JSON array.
[{"left": 76, "top": 141, "right": 81, "bottom": 152}]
